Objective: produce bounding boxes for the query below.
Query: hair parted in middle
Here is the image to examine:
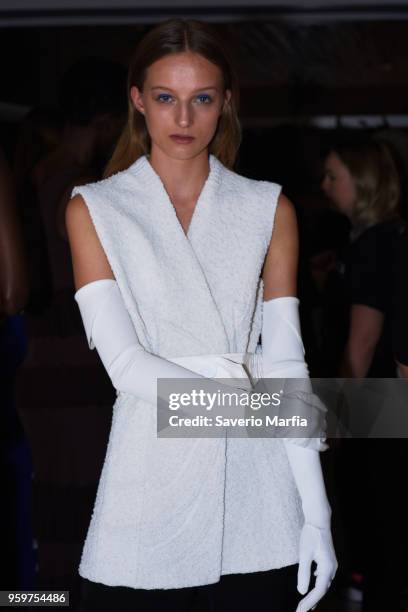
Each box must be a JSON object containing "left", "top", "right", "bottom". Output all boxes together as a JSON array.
[{"left": 104, "top": 18, "right": 241, "bottom": 179}]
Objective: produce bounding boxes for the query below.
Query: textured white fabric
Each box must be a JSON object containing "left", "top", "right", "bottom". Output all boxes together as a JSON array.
[
  {"left": 74, "top": 279, "right": 252, "bottom": 406},
  {"left": 71, "top": 153, "right": 304, "bottom": 589}
]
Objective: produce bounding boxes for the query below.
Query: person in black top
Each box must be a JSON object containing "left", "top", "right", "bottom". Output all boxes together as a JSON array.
[
  {"left": 393, "top": 224, "right": 408, "bottom": 377},
  {"left": 322, "top": 139, "right": 405, "bottom": 378},
  {"left": 321, "top": 139, "right": 408, "bottom": 612},
  {"left": 342, "top": 217, "right": 404, "bottom": 377}
]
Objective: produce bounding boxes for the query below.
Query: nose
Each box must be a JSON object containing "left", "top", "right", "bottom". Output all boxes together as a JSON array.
[
  {"left": 321, "top": 176, "right": 329, "bottom": 193},
  {"left": 176, "top": 101, "right": 193, "bottom": 128}
]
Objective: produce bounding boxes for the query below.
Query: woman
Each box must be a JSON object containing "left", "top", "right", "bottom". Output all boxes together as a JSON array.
[
  {"left": 321, "top": 140, "right": 405, "bottom": 378},
  {"left": 321, "top": 140, "right": 407, "bottom": 611},
  {"left": 66, "top": 19, "right": 337, "bottom": 612},
  {"left": 393, "top": 224, "right": 408, "bottom": 378},
  {"left": 0, "top": 145, "right": 28, "bottom": 320},
  {"left": 0, "top": 145, "right": 30, "bottom": 588}
]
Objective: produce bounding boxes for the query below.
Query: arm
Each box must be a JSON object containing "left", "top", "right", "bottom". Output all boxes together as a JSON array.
[
  {"left": 397, "top": 361, "right": 408, "bottom": 378},
  {"left": 0, "top": 147, "right": 29, "bottom": 318},
  {"left": 393, "top": 230, "right": 408, "bottom": 377},
  {"left": 339, "top": 304, "right": 383, "bottom": 377},
  {"left": 261, "top": 193, "right": 337, "bottom": 612},
  {"left": 65, "top": 194, "right": 251, "bottom": 406},
  {"left": 58, "top": 174, "right": 98, "bottom": 242}
]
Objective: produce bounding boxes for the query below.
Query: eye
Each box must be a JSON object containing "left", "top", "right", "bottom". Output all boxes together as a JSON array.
[
  {"left": 196, "top": 94, "right": 212, "bottom": 104},
  {"left": 156, "top": 93, "right": 173, "bottom": 103}
]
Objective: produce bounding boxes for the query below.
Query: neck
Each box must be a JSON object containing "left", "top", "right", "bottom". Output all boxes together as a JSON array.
[{"left": 148, "top": 148, "right": 210, "bottom": 203}]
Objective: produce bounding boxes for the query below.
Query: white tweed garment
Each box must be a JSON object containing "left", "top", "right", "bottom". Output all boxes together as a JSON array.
[{"left": 71, "top": 153, "right": 304, "bottom": 590}]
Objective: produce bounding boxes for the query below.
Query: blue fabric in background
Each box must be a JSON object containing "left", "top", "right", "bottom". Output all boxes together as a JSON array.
[{"left": 0, "top": 314, "right": 36, "bottom": 590}]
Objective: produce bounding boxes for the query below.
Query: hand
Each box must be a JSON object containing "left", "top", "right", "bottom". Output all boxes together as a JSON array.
[{"left": 295, "top": 523, "right": 338, "bottom": 612}]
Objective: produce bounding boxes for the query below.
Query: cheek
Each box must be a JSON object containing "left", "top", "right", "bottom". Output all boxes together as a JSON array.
[
  {"left": 143, "top": 106, "right": 173, "bottom": 137},
  {"left": 323, "top": 180, "right": 332, "bottom": 195},
  {"left": 323, "top": 180, "right": 335, "bottom": 199},
  {"left": 199, "top": 106, "right": 223, "bottom": 131},
  {"left": 349, "top": 180, "right": 357, "bottom": 202},
  {"left": 145, "top": 105, "right": 171, "bottom": 122},
  {"left": 341, "top": 179, "right": 357, "bottom": 206}
]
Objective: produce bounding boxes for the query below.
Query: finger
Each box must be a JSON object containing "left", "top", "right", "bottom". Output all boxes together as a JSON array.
[
  {"left": 296, "top": 586, "right": 324, "bottom": 612},
  {"left": 295, "top": 573, "right": 330, "bottom": 612},
  {"left": 297, "top": 554, "right": 313, "bottom": 595}
]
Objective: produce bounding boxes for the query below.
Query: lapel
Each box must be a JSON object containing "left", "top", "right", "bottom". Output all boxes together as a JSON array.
[{"left": 127, "top": 154, "right": 230, "bottom": 354}]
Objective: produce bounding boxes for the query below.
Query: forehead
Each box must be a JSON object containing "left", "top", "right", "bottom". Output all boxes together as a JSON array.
[
  {"left": 145, "top": 52, "right": 222, "bottom": 88},
  {"left": 325, "top": 151, "right": 346, "bottom": 172}
]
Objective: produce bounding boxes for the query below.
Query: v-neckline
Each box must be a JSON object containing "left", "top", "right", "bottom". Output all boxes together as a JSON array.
[{"left": 137, "top": 153, "right": 220, "bottom": 241}]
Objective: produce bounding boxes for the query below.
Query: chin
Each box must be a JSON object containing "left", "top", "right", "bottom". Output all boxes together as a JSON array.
[{"left": 168, "top": 146, "right": 206, "bottom": 161}]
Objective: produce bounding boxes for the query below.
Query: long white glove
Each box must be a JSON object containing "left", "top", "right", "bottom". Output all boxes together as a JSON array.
[
  {"left": 74, "top": 279, "right": 252, "bottom": 408},
  {"left": 261, "top": 296, "right": 338, "bottom": 612}
]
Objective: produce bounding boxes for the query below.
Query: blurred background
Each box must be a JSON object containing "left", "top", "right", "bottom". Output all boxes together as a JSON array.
[{"left": 1, "top": 1, "right": 408, "bottom": 610}]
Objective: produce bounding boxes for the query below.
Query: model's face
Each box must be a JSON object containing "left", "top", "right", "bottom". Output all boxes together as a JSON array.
[
  {"left": 130, "top": 51, "right": 231, "bottom": 161},
  {"left": 321, "top": 151, "right": 357, "bottom": 219}
]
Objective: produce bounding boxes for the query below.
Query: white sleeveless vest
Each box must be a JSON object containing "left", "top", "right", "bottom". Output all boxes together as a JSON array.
[{"left": 71, "top": 154, "right": 304, "bottom": 590}]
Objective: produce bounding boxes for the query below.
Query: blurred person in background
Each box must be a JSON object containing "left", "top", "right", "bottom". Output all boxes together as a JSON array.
[
  {"left": 0, "top": 145, "right": 28, "bottom": 319},
  {"left": 322, "top": 140, "right": 405, "bottom": 379},
  {"left": 392, "top": 224, "right": 408, "bottom": 379},
  {"left": 13, "top": 56, "right": 127, "bottom": 607},
  {"left": 12, "top": 107, "right": 62, "bottom": 317},
  {"left": 321, "top": 139, "right": 408, "bottom": 612},
  {"left": 0, "top": 145, "right": 31, "bottom": 589}
]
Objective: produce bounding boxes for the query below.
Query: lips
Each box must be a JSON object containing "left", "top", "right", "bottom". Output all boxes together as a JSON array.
[{"left": 170, "top": 135, "right": 195, "bottom": 144}]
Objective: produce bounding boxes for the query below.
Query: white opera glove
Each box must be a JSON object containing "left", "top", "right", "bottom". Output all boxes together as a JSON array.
[
  {"left": 285, "top": 446, "right": 337, "bottom": 612},
  {"left": 261, "top": 296, "right": 338, "bottom": 612},
  {"left": 261, "top": 296, "right": 328, "bottom": 450},
  {"left": 74, "top": 279, "right": 252, "bottom": 407}
]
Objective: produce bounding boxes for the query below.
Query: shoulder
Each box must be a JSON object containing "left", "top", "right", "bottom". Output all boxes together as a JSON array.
[
  {"left": 270, "top": 196, "right": 298, "bottom": 265},
  {"left": 273, "top": 192, "right": 297, "bottom": 222},
  {"left": 354, "top": 220, "right": 399, "bottom": 255},
  {"left": 268, "top": 192, "right": 298, "bottom": 243},
  {"left": 65, "top": 172, "right": 123, "bottom": 227},
  {"left": 263, "top": 194, "right": 298, "bottom": 265},
  {"left": 67, "top": 165, "right": 137, "bottom": 228},
  {"left": 65, "top": 192, "right": 93, "bottom": 237},
  {"left": 71, "top": 166, "right": 131, "bottom": 200},
  {"left": 262, "top": 192, "right": 299, "bottom": 295},
  {"left": 396, "top": 222, "right": 408, "bottom": 256}
]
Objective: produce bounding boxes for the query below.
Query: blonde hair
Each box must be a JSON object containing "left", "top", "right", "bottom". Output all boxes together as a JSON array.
[
  {"left": 331, "top": 140, "right": 401, "bottom": 227},
  {"left": 103, "top": 18, "right": 241, "bottom": 178}
]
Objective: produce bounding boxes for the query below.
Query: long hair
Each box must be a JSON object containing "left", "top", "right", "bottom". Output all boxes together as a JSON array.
[
  {"left": 103, "top": 19, "right": 241, "bottom": 178},
  {"left": 330, "top": 139, "right": 401, "bottom": 229}
]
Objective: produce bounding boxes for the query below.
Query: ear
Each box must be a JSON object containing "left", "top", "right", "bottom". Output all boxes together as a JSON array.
[
  {"left": 130, "top": 85, "right": 145, "bottom": 115},
  {"left": 223, "top": 89, "right": 232, "bottom": 112}
]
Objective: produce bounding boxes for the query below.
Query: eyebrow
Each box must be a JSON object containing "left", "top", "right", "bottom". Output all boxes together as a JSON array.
[{"left": 150, "top": 86, "right": 218, "bottom": 91}]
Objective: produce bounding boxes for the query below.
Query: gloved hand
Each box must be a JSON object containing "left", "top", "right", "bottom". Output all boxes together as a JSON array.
[
  {"left": 261, "top": 296, "right": 338, "bottom": 612},
  {"left": 284, "top": 443, "right": 338, "bottom": 612},
  {"left": 74, "top": 279, "right": 252, "bottom": 409},
  {"left": 296, "top": 524, "right": 337, "bottom": 611}
]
